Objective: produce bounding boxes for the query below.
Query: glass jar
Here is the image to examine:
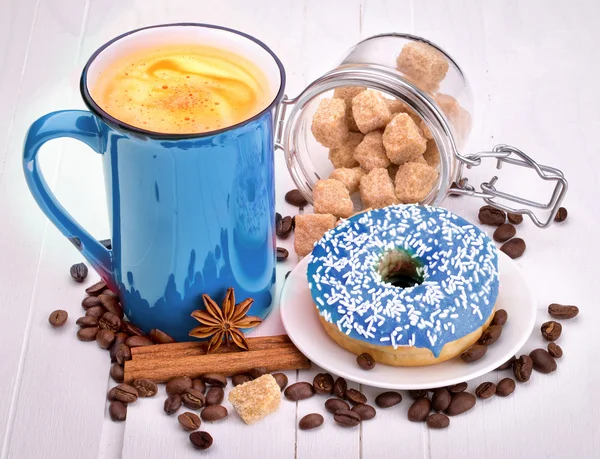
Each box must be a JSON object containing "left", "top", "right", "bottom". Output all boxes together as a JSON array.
[{"left": 277, "top": 33, "right": 567, "bottom": 227}]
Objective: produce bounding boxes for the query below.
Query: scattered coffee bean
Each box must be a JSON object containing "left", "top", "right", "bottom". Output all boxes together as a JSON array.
[
  {"left": 513, "top": 355, "right": 533, "bottom": 382},
  {"left": 181, "top": 388, "right": 205, "bottom": 410},
  {"left": 164, "top": 394, "right": 182, "bottom": 415},
  {"left": 333, "top": 377, "right": 347, "bottom": 399},
  {"left": 493, "top": 223, "right": 516, "bottom": 242},
  {"left": 445, "top": 392, "right": 476, "bottom": 416},
  {"left": 99, "top": 312, "right": 122, "bottom": 333},
  {"left": 109, "top": 333, "right": 128, "bottom": 362},
  {"left": 166, "top": 376, "right": 193, "bottom": 396},
  {"left": 70, "top": 262, "right": 88, "bottom": 282},
  {"left": 285, "top": 189, "right": 308, "bottom": 207},
  {"left": 114, "top": 384, "right": 138, "bottom": 404},
  {"left": 133, "top": 379, "right": 158, "bottom": 397},
  {"left": 447, "top": 382, "right": 468, "bottom": 393},
  {"left": 554, "top": 206, "right": 568, "bottom": 222},
  {"left": 275, "top": 212, "right": 282, "bottom": 233},
  {"left": 284, "top": 382, "right": 315, "bottom": 401},
  {"left": 49, "top": 309, "right": 68, "bottom": 327},
  {"left": 507, "top": 212, "right": 523, "bottom": 225},
  {"left": 356, "top": 353, "right": 376, "bottom": 370},
  {"left": 189, "top": 431, "right": 213, "bottom": 450},
  {"left": 121, "top": 321, "right": 146, "bottom": 337},
  {"left": 115, "top": 344, "right": 131, "bottom": 365},
  {"left": 334, "top": 409, "right": 361, "bottom": 427},
  {"left": 107, "top": 387, "right": 117, "bottom": 402},
  {"left": 496, "top": 378, "right": 516, "bottom": 397},
  {"left": 345, "top": 388, "right": 367, "bottom": 405},
  {"left": 109, "top": 401, "right": 127, "bottom": 422},
  {"left": 85, "top": 281, "right": 107, "bottom": 296},
  {"left": 81, "top": 296, "right": 101, "bottom": 310},
  {"left": 548, "top": 303, "right": 579, "bottom": 320},
  {"left": 408, "top": 390, "right": 429, "bottom": 400},
  {"left": 98, "top": 294, "right": 124, "bottom": 318},
  {"left": 352, "top": 404, "right": 376, "bottom": 421},
  {"left": 85, "top": 306, "right": 107, "bottom": 319},
  {"left": 548, "top": 342, "right": 563, "bottom": 359},
  {"left": 272, "top": 373, "right": 288, "bottom": 391},
  {"left": 147, "top": 328, "right": 175, "bottom": 344},
  {"left": 478, "top": 205, "right": 506, "bottom": 226},
  {"left": 110, "top": 363, "right": 124, "bottom": 383},
  {"left": 478, "top": 324, "right": 503, "bottom": 346},
  {"left": 232, "top": 374, "right": 252, "bottom": 387},
  {"left": 495, "top": 355, "right": 516, "bottom": 371},
  {"left": 500, "top": 238, "right": 526, "bottom": 259},
  {"left": 529, "top": 349, "right": 557, "bottom": 374},
  {"left": 77, "top": 327, "right": 99, "bottom": 342},
  {"left": 491, "top": 309, "right": 508, "bottom": 326},
  {"left": 201, "top": 373, "right": 227, "bottom": 387},
  {"left": 192, "top": 379, "right": 206, "bottom": 393},
  {"left": 427, "top": 413, "right": 450, "bottom": 429},
  {"left": 541, "top": 321, "right": 562, "bottom": 341},
  {"left": 76, "top": 316, "right": 98, "bottom": 328},
  {"left": 408, "top": 398, "right": 431, "bottom": 422},
  {"left": 279, "top": 216, "right": 294, "bottom": 238},
  {"left": 325, "top": 398, "right": 350, "bottom": 413},
  {"left": 201, "top": 404, "right": 228, "bottom": 422},
  {"left": 96, "top": 329, "right": 115, "bottom": 349},
  {"left": 126, "top": 335, "right": 154, "bottom": 348},
  {"left": 276, "top": 247, "right": 289, "bottom": 262},
  {"left": 205, "top": 386, "right": 224, "bottom": 406},
  {"left": 460, "top": 344, "right": 487, "bottom": 363},
  {"left": 375, "top": 391, "right": 402, "bottom": 408},
  {"left": 247, "top": 367, "right": 268, "bottom": 380},
  {"left": 432, "top": 388, "right": 451, "bottom": 412},
  {"left": 178, "top": 412, "right": 201, "bottom": 431},
  {"left": 99, "top": 239, "right": 112, "bottom": 249},
  {"left": 475, "top": 382, "right": 496, "bottom": 399},
  {"left": 313, "top": 373, "right": 334, "bottom": 395},
  {"left": 299, "top": 413, "right": 324, "bottom": 430}
]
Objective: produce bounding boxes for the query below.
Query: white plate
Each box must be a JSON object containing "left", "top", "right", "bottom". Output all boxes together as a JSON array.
[{"left": 280, "top": 252, "right": 536, "bottom": 390}]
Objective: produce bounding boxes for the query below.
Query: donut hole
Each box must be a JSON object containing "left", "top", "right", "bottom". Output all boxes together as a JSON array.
[{"left": 378, "top": 249, "right": 424, "bottom": 288}]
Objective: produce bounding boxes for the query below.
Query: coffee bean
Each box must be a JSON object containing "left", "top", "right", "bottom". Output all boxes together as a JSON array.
[
  {"left": 513, "top": 355, "right": 533, "bottom": 382},
  {"left": 164, "top": 394, "right": 182, "bottom": 415},
  {"left": 98, "top": 294, "right": 124, "bottom": 318},
  {"left": 109, "top": 401, "right": 127, "bottom": 422},
  {"left": 548, "top": 342, "right": 563, "bottom": 359},
  {"left": 408, "top": 390, "right": 429, "bottom": 400},
  {"left": 507, "top": 212, "right": 523, "bottom": 225},
  {"left": 447, "top": 382, "right": 468, "bottom": 393},
  {"left": 232, "top": 374, "right": 252, "bottom": 387},
  {"left": 205, "top": 386, "right": 224, "bottom": 406},
  {"left": 426, "top": 413, "right": 450, "bottom": 429},
  {"left": 285, "top": 189, "right": 308, "bottom": 207},
  {"left": 352, "top": 403, "right": 376, "bottom": 420},
  {"left": 126, "top": 335, "right": 154, "bottom": 347},
  {"left": 356, "top": 353, "right": 376, "bottom": 370},
  {"left": 77, "top": 327, "right": 99, "bottom": 342},
  {"left": 272, "top": 373, "right": 288, "bottom": 391},
  {"left": 495, "top": 355, "right": 516, "bottom": 371},
  {"left": 276, "top": 212, "right": 282, "bottom": 233},
  {"left": 76, "top": 316, "right": 98, "bottom": 327},
  {"left": 431, "top": 388, "right": 451, "bottom": 412},
  {"left": 375, "top": 391, "right": 402, "bottom": 408},
  {"left": 529, "top": 349, "right": 557, "bottom": 374},
  {"left": 333, "top": 377, "right": 347, "bottom": 399},
  {"left": 100, "top": 238, "right": 112, "bottom": 249},
  {"left": 548, "top": 303, "right": 579, "bottom": 320},
  {"left": 181, "top": 388, "right": 205, "bottom": 410},
  {"left": 284, "top": 382, "right": 315, "bottom": 401},
  {"left": 554, "top": 206, "right": 568, "bottom": 222},
  {"left": 478, "top": 205, "right": 506, "bottom": 226},
  {"left": 475, "top": 382, "right": 496, "bottom": 399},
  {"left": 192, "top": 379, "right": 206, "bottom": 393},
  {"left": 201, "top": 404, "right": 228, "bottom": 422},
  {"left": 496, "top": 378, "right": 516, "bottom": 397},
  {"left": 478, "top": 324, "right": 503, "bottom": 346},
  {"left": 541, "top": 321, "right": 562, "bottom": 341},
  {"left": 299, "top": 413, "right": 324, "bottom": 430},
  {"left": 189, "top": 431, "right": 213, "bottom": 450},
  {"left": 334, "top": 409, "right": 361, "bottom": 427},
  {"left": 491, "top": 309, "right": 508, "bottom": 326},
  {"left": 276, "top": 247, "right": 289, "bottom": 262},
  {"left": 99, "top": 312, "right": 122, "bottom": 333},
  {"left": 460, "top": 344, "right": 487, "bottom": 363},
  {"left": 445, "top": 392, "right": 476, "bottom": 416},
  {"left": 121, "top": 321, "right": 146, "bottom": 337},
  {"left": 178, "top": 412, "right": 201, "bottom": 431},
  {"left": 408, "top": 398, "right": 431, "bottom": 422},
  {"left": 500, "top": 238, "right": 526, "bottom": 259},
  {"left": 279, "top": 216, "right": 294, "bottom": 239},
  {"left": 81, "top": 296, "right": 102, "bottom": 310},
  {"left": 114, "top": 384, "right": 138, "bottom": 404},
  {"left": 313, "top": 373, "right": 334, "bottom": 395},
  {"left": 70, "top": 262, "right": 88, "bottom": 282},
  {"left": 115, "top": 344, "right": 131, "bottom": 365},
  {"left": 85, "top": 280, "right": 106, "bottom": 296},
  {"left": 325, "top": 398, "right": 350, "bottom": 413},
  {"left": 345, "top": 388, "right": 367, "bottom": 405},
  {"left": 85, "top": 306, "right": 107, "bottom": 319},
  {"left": 96, "top": 329, "right": 115, "bottom": 349},
  {"left": 133, "top": 379, "right": 158, "bottom": 397},
  {"left": 110, "top": 332, "right": 129, "bottom": 362},
  {"left": 148, "top": 328, "right": 176, "bottom": 344},
  {"left": 247, "top": 367, "right": 268, "bottom": 380},
  {"left": 201, "top": 373, "right": 227, "bottom": 387},
  {"left": 493, "top": 223, "right": 516, "bottom": 242},
  {"left": 107, "top": 387, "right": 118, "bottom": 402},
  {"left": 110, "top": 363, "right": 124, "bottom": 383},
  {"left": 49, "top": 309, "right": 68, "bottom": 327}
]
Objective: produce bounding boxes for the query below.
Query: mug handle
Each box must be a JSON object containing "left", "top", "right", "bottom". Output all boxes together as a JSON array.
[{"left": 23, "top": 110, "right": 114, "bottom": 287}]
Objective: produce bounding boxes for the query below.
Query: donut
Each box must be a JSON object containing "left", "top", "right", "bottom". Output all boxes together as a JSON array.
[{"left": 307, "top": 205, "right": 499, "bottom": 366}]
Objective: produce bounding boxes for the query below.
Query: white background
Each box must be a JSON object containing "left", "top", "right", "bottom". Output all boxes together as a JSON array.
[{"left": 1, "top": 0, "right": 598, "bottom": 458}]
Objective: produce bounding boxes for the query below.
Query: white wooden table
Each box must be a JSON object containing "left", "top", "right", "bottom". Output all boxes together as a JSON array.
[{"left": 1, "top": 0, "right": 599, "bottom": 457}]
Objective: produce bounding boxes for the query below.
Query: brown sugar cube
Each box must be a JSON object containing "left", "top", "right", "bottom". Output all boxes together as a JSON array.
[
  {"left": 359, "top": 168, "right": 398, "bottom": 209},
  {"left": 333, "top": 87, "right": 366, "bottom": 133},
  {"left": 382, "top": 113, "right": 427, "bottom": 164},
  {"left": 396, "top": 42, "right": 449, "bottom": 90},
  {"left": 394, "top": 162, "right": 439, "bottom": 203},
  {"left": 313, "top": 179, "right": 354, "bottom": 218},
  {"left": 294, "top": 214, "right": 337, "bottom": 257},
  {"left": 420, "top": 119, "right": 433, "bottom": 139},
  {"left": 423, "top": 140, "right": 440, "bottom": 168},
  {"left": 311, "top": 98, "right": 349, "bottom": 148},
  {"left": 328, "top": 132, "right": 363, "bottom": 168},
  {"left": 385, "top": 99, "right": 423, "bottom": 126},
  {"left": 436, "top": 93, "right": 472, "bottom": 143},
  {"left": 329, "top": 167, "right": 364, "bottom": 193},
  {"left": 352, "top": 90, "right": 392, "bottom": 134},
  {"left": 412, "top": 155, "right": 428, "bottom": 165},
  {"left": 354, "top": 130, "right": 390, "bottom": 172},
  {"left": 228, "top": 374, "right": 281, "bottom": 425}
]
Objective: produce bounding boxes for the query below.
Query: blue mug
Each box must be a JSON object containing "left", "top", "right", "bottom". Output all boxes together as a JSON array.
[{"left": 23, "top": 24, "right": 286, "bottom": 341}]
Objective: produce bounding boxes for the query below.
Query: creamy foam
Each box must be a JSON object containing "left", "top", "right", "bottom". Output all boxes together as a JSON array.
[{"left": 90, "top": 44, "right": 271, "bottom": 134}]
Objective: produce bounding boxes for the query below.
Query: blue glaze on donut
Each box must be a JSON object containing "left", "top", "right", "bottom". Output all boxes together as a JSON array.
[{"left": 307, "top": 205, "right": 499, "bottom": 358}]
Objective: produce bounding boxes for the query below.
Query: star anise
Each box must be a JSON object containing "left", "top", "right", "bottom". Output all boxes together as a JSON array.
[{"left": 189, "top": 287, "right": 262, "bottom": 353}]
